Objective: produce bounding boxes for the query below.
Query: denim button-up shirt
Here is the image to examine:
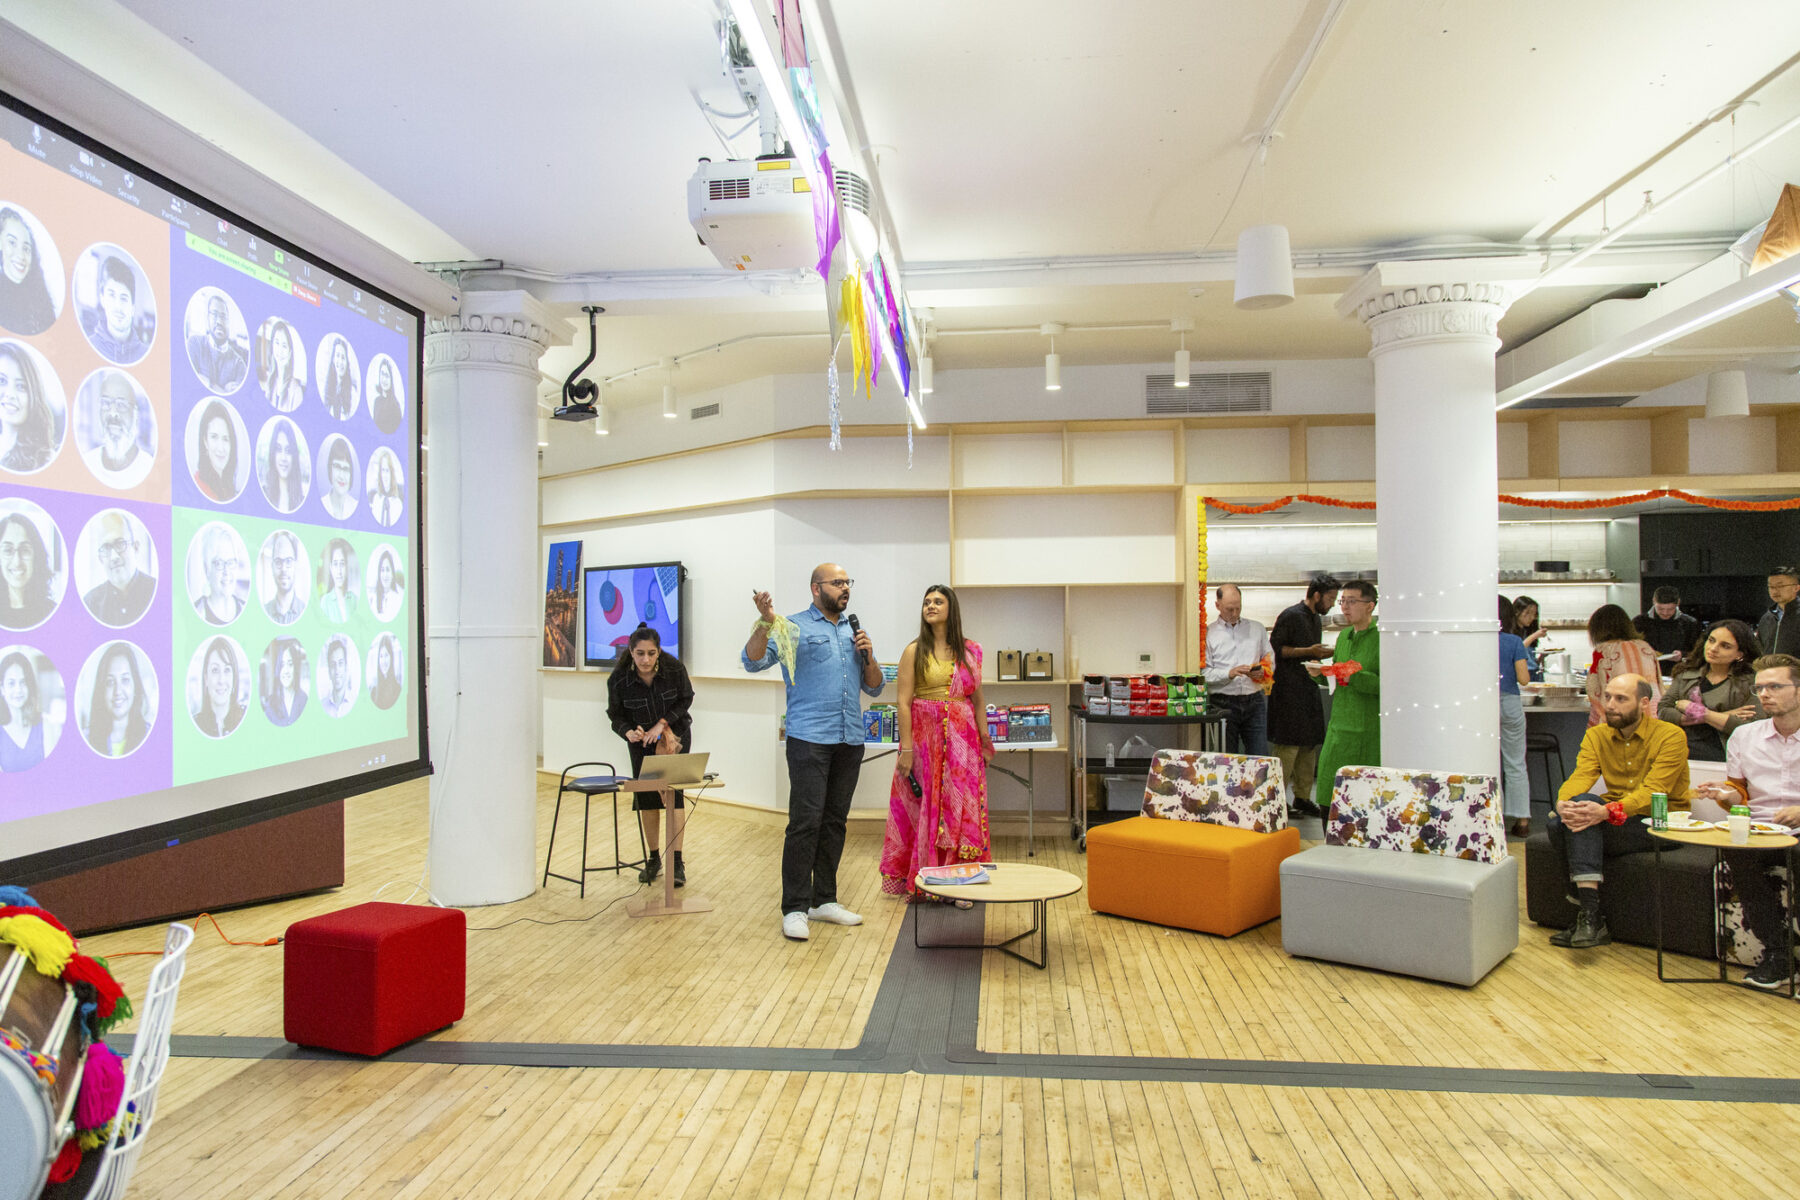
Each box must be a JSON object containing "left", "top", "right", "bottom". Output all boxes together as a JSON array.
[{"left": 743, "top": 605, "right": 884, "bottom": 745}]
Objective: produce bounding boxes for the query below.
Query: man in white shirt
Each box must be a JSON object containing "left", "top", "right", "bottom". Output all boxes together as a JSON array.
[
  {"left": 1204, "top": 584, "right": 1274, "bottom": 757},
  {"left": 1697, "top": 653, "right": 1800, "bottom": 990}
]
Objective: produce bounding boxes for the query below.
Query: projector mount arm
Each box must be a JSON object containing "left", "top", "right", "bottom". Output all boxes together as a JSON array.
[{"left": 558, "top": 305, "right": 605, "bottom": 415}]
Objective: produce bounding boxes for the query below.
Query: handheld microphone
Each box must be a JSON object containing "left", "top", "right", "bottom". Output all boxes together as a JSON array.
[
  {"left": 847, "top": 613, "right": 869, "bottom": 667},
  {"left": 906, "top": 772, "right": 923, "bottom": 798}
]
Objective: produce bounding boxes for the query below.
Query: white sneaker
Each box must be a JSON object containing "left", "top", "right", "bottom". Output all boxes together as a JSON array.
[
  {"left": 782, "top": 912, "right": 810, "bottom": 941},
  {"left": 807, "top": 902, "right": 862, "bottom": 926}
]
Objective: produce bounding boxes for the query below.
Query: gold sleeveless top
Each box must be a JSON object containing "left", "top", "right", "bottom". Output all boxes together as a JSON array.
[{"left": 915, "top": 651, "right": 955, "bottom": 700}]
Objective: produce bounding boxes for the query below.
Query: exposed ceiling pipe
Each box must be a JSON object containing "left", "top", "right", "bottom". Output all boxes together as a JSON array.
[{"left": 1532, "top": 109, "right": 1800, "bottom": 293}]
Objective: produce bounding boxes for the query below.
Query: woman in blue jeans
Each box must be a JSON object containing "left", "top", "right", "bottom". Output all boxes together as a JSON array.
[{"left": 1498, "top": 595, "right": 1532, "bottom": 837}]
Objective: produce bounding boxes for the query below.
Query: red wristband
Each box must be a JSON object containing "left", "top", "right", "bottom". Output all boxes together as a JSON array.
[{"left": 1606, "top": 801, "right": 1627, "bottom": 826}]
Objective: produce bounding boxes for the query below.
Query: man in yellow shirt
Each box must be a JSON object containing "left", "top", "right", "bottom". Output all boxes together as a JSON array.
[{"left": 1543, "top": 673, "right": 1693, "bottom": 949}]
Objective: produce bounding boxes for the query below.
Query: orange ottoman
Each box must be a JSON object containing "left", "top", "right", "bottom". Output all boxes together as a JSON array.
[{"left": 1087, "top": 816, "right": 1300, "bottom": 935}]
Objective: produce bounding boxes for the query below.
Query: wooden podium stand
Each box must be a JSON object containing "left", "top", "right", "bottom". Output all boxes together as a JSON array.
[{"left": 619, "top": 779, "right": 714, "bottom": 918}]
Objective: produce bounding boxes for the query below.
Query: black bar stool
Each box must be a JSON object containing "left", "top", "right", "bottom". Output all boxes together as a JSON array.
[
  {"left": 1526, "top": 730, "right": 1564, "bottom": 809},
  {"left": 542, "top": 761, "right": 642, "bottom": 897}
]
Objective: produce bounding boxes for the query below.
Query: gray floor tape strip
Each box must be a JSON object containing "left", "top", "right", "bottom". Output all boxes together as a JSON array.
[{"left": 118, "top": 914, "right": 1800, "bottom": 1105}]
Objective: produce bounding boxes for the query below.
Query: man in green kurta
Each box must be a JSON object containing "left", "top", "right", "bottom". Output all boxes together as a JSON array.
[{"left": 1315, "top": 580, "right": 1381, "bottom": 807}]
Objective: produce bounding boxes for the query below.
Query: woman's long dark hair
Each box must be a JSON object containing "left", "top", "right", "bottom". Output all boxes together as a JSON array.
[
  {"left": 1674, "top": 618, "right": 1762, "bottom": 678},
  {"left": 323, "top": 336, "right": 356, "bottom": 417},
  {"left": 912, "top": 584, "right": 969, "bottom": 691},
  {"left": 0, "top": 512, "right": 53, "bottom": 613},
  {"left": 0, "top": 343, "right": 55, "bottom": 470},
  {"left": 88, "top": 642, "right": 148, "bottom": 752},
  {"left": 0, "top": 649, "right": 40, "bottom": 726},
  {"left": 1512, "top": 594, "right": 1540, "bottom": 633},
  {"left": 1497, "top": 594, "right": 1517, "bottom": 637},
  {"left": 263, "top": 320, "right": 298, "bottom": 406},
  {"left": 609, "top": 623, "right": 662, "bottom": 680},
  {"left": 194, "top": 399, "right": 238, "bottom": 497},
  {"left": 1586, "top": 603, "right": 1638, "bottom": 646},
  {"left": 0, "top": 209, "right": 57, "bottom": 335}
]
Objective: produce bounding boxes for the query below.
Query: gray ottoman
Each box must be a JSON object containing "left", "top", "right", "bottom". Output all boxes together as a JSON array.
[{"left": 1280, "top": 844, "right": 1520, "bottom": 987}]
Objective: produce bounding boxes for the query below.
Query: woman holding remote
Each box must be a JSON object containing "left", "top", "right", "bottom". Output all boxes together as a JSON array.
[{"left": 880, "top": 583, "right": 994, "bottom": 901}]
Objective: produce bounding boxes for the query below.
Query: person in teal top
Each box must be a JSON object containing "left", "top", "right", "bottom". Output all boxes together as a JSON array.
[{"left": 1314, "top": 580, "right": 1381, "bottom": 811}]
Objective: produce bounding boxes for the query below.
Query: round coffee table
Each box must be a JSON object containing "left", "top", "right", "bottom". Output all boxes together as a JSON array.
[
  {"left": 912, "top": 863, "right": 1082, "bottom": 970},
  {"left": 1648, "top": 823, "right": 1797, "bottom": 996}
]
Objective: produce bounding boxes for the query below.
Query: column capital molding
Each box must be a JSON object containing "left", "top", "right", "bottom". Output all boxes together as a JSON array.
[
  {"left": 424, "top": 288, "right": 570, "bottom": 375},
  {"left": 1336, "top": 258, "right": 1535, "bottom": 354}
]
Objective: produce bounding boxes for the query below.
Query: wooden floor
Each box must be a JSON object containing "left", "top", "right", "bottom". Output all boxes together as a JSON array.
[{"left": 75, "top": 778, "right": 1800, "bottom": 1198}]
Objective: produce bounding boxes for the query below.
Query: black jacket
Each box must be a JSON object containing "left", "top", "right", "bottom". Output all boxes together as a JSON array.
[
  {"left": 1759, "top": 600, "right": 1800, "bottom": 660},
  {"left": 1633, "top": 610, "right": 1700, "bottom": 657},
  {"left": 606, "top": 654, "right": 694, "bottom": 746}
]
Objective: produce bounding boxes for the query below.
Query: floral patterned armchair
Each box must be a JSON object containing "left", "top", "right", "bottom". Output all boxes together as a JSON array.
[
  {"left": 1325, "top": 765, "right": 1506, "bottom": 864},
  {"left": 1141, "top": 750, "right": 1288, "bottom": 834}
]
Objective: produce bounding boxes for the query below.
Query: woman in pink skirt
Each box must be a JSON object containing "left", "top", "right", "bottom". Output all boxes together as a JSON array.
[{"left": 880, "top": 584, "right": 994, "bottom": 899}]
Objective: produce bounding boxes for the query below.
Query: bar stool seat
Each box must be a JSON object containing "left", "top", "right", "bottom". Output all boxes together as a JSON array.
[
  {"left": 1525, "top": 730, "right": 1563, "bottom": 809},
  {"left": 543, "top": 761, "right": 641, "bottom": 897}
]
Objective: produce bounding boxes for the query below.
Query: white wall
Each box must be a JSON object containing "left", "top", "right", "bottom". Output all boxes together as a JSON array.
[
  {"left": 1559, "top": 419, "right": 1652, "bottom": 477},
  {"left": 1688, "top": 416, "right": 1778, "bottom": 475},
  {"left": 1185, "top": 426, "right": 1291, "bottom": 483},
  {"left": 1498, "top": 422, "right": 1530, "bottom": 479},
  {"left": 1305, "top": 425, "right": 1376, "bottom": 481}
]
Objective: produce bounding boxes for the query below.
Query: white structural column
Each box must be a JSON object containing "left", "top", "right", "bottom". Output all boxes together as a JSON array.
[
  {"left": 423, "top": 291, "right": 567, "bottom": 905},
  {"left": 1338, "top": 264, "right": 1522, "bottom": 778}
]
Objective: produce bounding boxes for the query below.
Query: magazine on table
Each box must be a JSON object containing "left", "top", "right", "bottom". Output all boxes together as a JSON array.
[{"left": 919, "top": 863, "right": 991, "bottom": 886}]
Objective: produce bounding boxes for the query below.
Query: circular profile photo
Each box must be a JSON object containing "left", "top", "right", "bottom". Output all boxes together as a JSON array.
[
  {"left": 316, "top": 536, "right": 360, "bottom": 624},
  {"left": 316, "top": 333, "right": 361, "bottom": 421},
  {"left": 254, "top": 316, "right": 307, "bottom": 413},
  {"left": 256, "top": 416, "right": 311, "bottom": 515},
  {"left": 317, "top": 632, "right": 360, "bottom": 718},
  {"left": 366, "top": 632, "right": 403, "bottom": 711},
  {"left": 259, "top": 636, "right": 309, "bottom": 727},
  {"left": 0, "top": 499, "right": 67, "bottom": 633},
  {"left": 77, "top": 639, "right": 156, "bottom": 759},
  {"left": 0, "top": 338, "right": 67, "bottom": 475},
  {"left": 74, "top": 367, "right": 156, "bottom": 490},
  {"left": 73, "top": 243, "right": 154, "bottom": 366},
  {"left": 316, "top": 434, "right": 360, "bottom": 522},
  {"left": 185, "top": 397, "right": 250, "bottom": 504},
  {"left": 186, "top": 520, "right": 249, "bottom": 628},
  {"left": 365, "top": 353, "right": 403, "bottom": 434},
  {"left": 365, "top": 543, "right": 405, "bottom": 623},
  {"left": 365, "top": 446, "right": 404, "bottom": 528},
  {"left": 0, "top": 644, "right": 66, "bottom": 772},
  {"left": 75, "top": 508, "right": 158, "bottom": 629},
  {"left": 183, "top": 286, "right": 249, "bottom": 395},
  {"left": 0, "top": 202, "right": 66, "bottom": 336},
  {"left": 187, "top": 634, "right": 249, "bottom": 739},
  {"left": 258, "top": 529, "right": 310, "bottom": 626}
]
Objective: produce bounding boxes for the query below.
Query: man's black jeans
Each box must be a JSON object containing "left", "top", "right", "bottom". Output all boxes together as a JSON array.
[{"left": 782, "top": 737, "right": 864, "bottom": 916}]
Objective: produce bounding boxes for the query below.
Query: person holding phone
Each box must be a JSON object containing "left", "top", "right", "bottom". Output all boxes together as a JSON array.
[
  {"left": 880, "top": 584, "right": 993, "bottom": 903},
  {"left": 1204, "top": 583, "right": 1275, "bottom": 757}
]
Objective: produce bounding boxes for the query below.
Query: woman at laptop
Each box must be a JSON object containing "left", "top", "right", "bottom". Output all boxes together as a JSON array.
[
  {"left": 607, "top": 624, "right": 695, "bottom": 887},
  {"left": 880, "top": 584, "right": 994, "bottom": 903}
]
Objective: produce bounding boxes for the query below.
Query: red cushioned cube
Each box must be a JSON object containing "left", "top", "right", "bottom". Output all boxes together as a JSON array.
[{"left": 284, "top": 902, "right": 465, "bottom": 1055}]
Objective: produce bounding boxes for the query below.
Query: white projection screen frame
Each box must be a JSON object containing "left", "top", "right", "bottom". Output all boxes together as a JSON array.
[{"left": 0, "top": 87, "right": 429, "bottom": 884}]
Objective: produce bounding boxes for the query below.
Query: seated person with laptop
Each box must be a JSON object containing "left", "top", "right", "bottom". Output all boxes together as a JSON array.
[
  {"left": 1696, "top": 654, "right": 1800, "bottom": 990},
  {"left": 607, "top": 624, "right": 696, "bottom": 887}
]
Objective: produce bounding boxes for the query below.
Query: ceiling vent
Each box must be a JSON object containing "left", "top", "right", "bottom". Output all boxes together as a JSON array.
[
  {"left": 689, "top": 401, "right": 723, "bottom": 421},
  {"left": 1145, "top": 370, "right": 1271, "bottom": 415},
  {"left": 1508, "top": 394, "right": 1636, "bottom": 410}
]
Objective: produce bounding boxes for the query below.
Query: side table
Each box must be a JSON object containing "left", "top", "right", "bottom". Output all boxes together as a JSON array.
[
  {"left": 912, "top": 863, "right": 1082, "bottom": 970},
  {"left": 1651, "top": 824, "right": 1796, "bottom": 998}
]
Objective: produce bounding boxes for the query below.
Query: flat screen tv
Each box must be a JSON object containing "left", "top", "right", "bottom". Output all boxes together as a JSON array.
[
  {"left": 584, "top": 561, "right": 684, "bottom": 669},
  {"left": 0, "top": 88, "right": 428, "bottom": 882}
]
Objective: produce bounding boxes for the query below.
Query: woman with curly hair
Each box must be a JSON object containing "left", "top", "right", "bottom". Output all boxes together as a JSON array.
[{"left": 0, "top": 341, "right": 57, "bottom": 472}]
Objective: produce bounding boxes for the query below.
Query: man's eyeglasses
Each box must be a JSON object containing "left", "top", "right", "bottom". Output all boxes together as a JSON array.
[
  {"left": 822, "top": 578, "right": 854, "bottom": 589},
  {"left": 1753, "top": 682, "right": 1797, "bottom": 695},
  {"left": 97, "top": 537, "right": 133, "bottom": 561}
]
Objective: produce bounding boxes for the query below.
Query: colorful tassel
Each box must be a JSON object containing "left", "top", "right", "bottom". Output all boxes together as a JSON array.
[
  {"left": 78, "top": 1122, "right": 114, "bottom": 1152},
  {"left": 62, "top": 954, "right": 126, "bottom": 1021},
  {"left": 47, "top": 1138, "right": 81, "bottom": 1183},
  {"left": 0, "top": 903, "right": 74, "bottom": 936},
  {"left": 0, "top": 913, "right": 76, "bottom": 975},
  {"left": 0, "top": 885, "right": 39, "bottom": 907},
  {"left": 75, "top": 1041, "right": 125, "bottom": 1130}
]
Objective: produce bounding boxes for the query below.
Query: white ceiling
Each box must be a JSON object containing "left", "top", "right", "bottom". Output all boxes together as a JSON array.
[{"left": 31, "top": 1, "right": 1800, "bottom": 416}]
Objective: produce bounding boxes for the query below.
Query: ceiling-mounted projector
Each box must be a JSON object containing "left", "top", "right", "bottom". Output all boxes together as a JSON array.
[{"left": 688, "top": 157, "right": 817, "bottom": 271}]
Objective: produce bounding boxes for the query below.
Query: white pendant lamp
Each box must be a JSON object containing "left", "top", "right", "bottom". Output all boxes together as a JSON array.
[
  {"left": 1171, "top": 318, "right": 1194, "bottom": 386},
  {"left": 661, "top": 357, "right": 677, "bottom": 419},
  {"left": 1234, "top": 223, "right": 1295, "bottom": 309},
  {"left": 1042, "top": 323, "right": 1063, "bottom": 391},
  {"left": 920, "top": 353, "right": 934, "bottom": 394},
  {"left": 1705, "top": 369, "right": 1750, "bottom": 419},
  {"left": 593, "top": 399, "right": 610, "bottom": 436}
]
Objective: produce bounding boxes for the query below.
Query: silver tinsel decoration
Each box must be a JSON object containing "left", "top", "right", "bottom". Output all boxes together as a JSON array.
[
  {"left": 827, "top": 357, "right": 841, "bottom": 450},
  {"left": 907, "top": 420, "right": 913, "bottom": 468}
]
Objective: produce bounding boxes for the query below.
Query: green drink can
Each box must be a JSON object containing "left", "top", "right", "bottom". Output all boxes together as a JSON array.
[{"left": 1651, "top": 792, "right": 1668, "bottom": 831}]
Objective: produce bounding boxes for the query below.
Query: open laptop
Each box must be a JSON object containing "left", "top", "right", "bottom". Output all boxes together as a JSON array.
[{"left": 637, "top": 752, "right": 710, "bottom": 786}]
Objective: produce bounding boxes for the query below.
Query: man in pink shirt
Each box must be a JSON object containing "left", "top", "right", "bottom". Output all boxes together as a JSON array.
[{"left": 1698, "top": 654, "right": 1800, "bottom": 990}]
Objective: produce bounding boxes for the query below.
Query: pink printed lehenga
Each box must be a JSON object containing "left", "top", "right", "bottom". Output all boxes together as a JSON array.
[{"left": 880, "top": 642, "right": 991, "bottom": 897}]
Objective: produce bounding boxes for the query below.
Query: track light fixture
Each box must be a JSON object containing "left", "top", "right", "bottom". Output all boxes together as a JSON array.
[
  {"left": 1041, "top": 323, "right": 1064, "bottom": 391},
  {"left": 593, "top": 398, "right": 610, "bottom": 436},
  {"left": 661, "top": 357, "right": 677, "bottom": 419}
]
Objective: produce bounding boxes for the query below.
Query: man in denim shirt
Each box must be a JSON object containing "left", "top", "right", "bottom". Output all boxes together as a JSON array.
[{"left": 745, "top": 563, "right": 883, "bottom": 942}]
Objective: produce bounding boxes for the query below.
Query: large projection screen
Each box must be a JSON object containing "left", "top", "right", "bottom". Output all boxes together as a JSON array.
[{"left": 0, "top": 90, "right": 427, "bottom": 881}]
